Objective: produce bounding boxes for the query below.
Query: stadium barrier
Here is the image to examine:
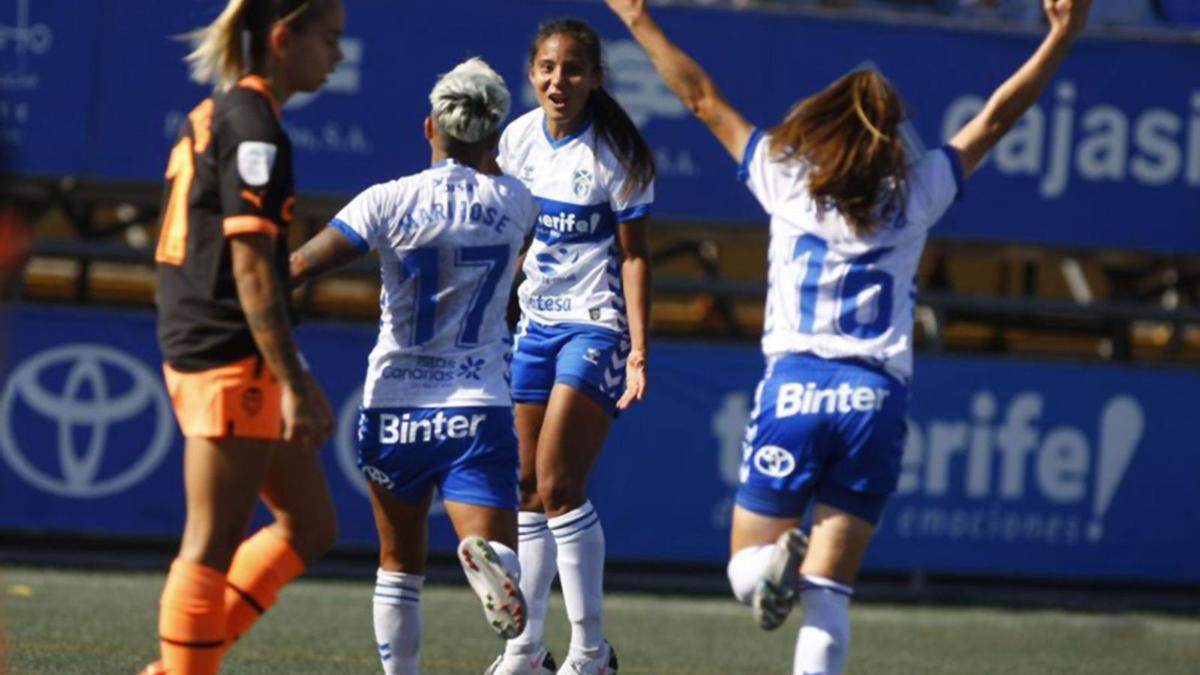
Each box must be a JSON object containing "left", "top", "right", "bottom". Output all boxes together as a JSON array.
[
  {"left": 2, "top": 304, "right": 1198, "bottom": 585},
  {"left": 2, "top": 0, "right": 1198, "bottom": 252}
]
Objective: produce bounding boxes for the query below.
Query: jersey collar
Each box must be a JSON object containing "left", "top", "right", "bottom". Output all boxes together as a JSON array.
[
  {"left": 237, "top": 75, "right": 282, "bottom": 120},
  {"left": 542, "top": 110, "right": 593, "bottom": 150}
]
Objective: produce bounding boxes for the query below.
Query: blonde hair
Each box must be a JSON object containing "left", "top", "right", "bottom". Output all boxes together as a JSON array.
[
  {"left": 183, "top": 0, "right": 327, "bottom": 91},
  {"left": 429, "top": 58, "right": 511, "bottom": 144}
]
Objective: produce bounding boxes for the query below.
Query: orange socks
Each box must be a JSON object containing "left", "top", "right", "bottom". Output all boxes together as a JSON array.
[
  {"left": 221, "top": 528, "right": 306, "bottom": 654},
  {"left": 158, "top": 559, "right": 226, "bottom": 675},
  {"left": 154, "top": 530, "right": 304, "bottom": 672}
]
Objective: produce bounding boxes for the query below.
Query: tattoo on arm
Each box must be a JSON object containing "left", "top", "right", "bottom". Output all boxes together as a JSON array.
[
  {"left": 245, "top": 297, "right": 307, "bottom": 391},
  {"left": 290, "top": 228, "right": 366, "bottom": 287}
]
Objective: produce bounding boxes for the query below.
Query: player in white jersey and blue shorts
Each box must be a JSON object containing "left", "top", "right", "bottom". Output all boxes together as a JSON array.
[
  {"left": 485, "top": 18, "right": 656, "bottom": 675},
  {"left": 608, "top": 0, "right": 1093, "bottom": 673},
  {"left": 289, "top": 58, "right": 538, "bottom": 675}
]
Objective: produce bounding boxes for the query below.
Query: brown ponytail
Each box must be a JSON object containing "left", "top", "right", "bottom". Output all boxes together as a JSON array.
[
  {"left": 530, "top": 19, "right": 656, "bottom": 201},
  {"left": 768, "top": 70, "right": 908, "bottom": 235}
]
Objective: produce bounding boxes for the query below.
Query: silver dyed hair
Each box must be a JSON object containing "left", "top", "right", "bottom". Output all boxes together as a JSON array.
[{"left": 429, "top": 57, "right": 511, "bottom": 144}]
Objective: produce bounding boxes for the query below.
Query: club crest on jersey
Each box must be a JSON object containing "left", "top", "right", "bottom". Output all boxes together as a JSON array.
[
  {"left": 589, "top": 308, "right": 601, "bottom": 321},
  {"left": 573, "top": 169, "right": 594, "bottom": 197}
]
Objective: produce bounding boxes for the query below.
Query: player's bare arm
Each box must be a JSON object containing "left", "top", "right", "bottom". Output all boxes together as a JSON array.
[
  {"left": 289, "top": 226, "right": 368, "bottom": 288},
  {"left": 616, "top": 216, "right": 650, "bottom": 411},
  {"left": 606, "top": 0, "right": 752, "bottom": 162},
  {"left": 949, "top": 0, "right": 1092, "bottom": 177},
  {"left": 232, "top": 232, "right": 331, "bottom": 443}
]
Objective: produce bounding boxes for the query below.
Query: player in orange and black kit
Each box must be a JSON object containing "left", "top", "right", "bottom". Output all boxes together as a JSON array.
[{"left": 143, "top": 1, "right": 345, "bottom": 674}]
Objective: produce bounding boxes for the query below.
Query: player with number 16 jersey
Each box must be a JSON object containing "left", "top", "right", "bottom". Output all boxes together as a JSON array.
[{"left": 609, "top": 0, "right": 1093, "bottom": 672}]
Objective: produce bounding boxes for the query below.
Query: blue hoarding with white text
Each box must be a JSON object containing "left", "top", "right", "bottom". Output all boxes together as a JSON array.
[{"left": 2, "top": 305, "right": 1197, "bottom": 584}]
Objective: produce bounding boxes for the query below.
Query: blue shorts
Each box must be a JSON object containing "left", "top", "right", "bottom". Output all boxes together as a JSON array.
[
  {"left": 510, "top": 319, "right": 627, "bottom": 417},
  {"left": 356, "top": 406, "right": 519, "bottom": 510},
  {"left": 735, "top": 354, "right": 909, "bottom": 525}
]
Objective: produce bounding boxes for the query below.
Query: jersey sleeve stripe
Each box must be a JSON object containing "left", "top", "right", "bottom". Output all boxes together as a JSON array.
[
  {"left": 939, "top": 144, "right": 966, "bottom": 201},
  {"left": 329, "top": 217, "right": 371, "bottom": 253},
  {"left": 736, "top": 127, "right": 765, "bottom": 183},
  {"left": 223, "top": 215, "right": 280, "bottom": 238},
  {"left": 615, "top": 204, "right": 651, "bottom": 223}
]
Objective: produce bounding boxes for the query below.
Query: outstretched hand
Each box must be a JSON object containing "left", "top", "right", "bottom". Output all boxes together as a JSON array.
[
  {"left": 1044, "top": 0, "right": 1092, "bottom": 39},
  {"left": 605, "top": 0, "right": 647, "bottom": 25}
]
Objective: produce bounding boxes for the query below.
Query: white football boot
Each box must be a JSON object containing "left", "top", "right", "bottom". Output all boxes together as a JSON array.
[
  {"left": 751, "top": 528, "right": 809, "bottom": 630},
  {"left": 556, "top": 641, "right": 618, "bottom": 675},
  {"left": 483, "top": 645, "right": 558, "bottom": 674},
  {"left": 458, "top": 536, "right": 527, "bottom": 640}
]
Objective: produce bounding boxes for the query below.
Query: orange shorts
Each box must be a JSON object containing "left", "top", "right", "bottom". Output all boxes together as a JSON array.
[{"left": 163, "top": 355, "right": 283, "bottom": 440}]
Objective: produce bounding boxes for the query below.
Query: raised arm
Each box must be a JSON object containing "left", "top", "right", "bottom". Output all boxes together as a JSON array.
[
  {"left": 606, "top": 0, "right": 753, "bottom": 162},
  {"left": 950, "top": 0, "right": 1091, "bottom": 177}
]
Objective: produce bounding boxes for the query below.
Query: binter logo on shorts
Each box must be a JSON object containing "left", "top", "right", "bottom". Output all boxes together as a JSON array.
[
  {"left": 379, "top": 411, "right": 487, "bottom": 444},
  {"left": 776, "top": 382, "right": 891, "bottom": 417}
]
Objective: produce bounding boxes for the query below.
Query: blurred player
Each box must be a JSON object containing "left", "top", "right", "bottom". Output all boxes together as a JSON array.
[
  {"left": 605, "top": 0, "right": 1093, "bottom": 673},
  {"left": 289, "top": 57, "right": 536, "bottom": 675},
  {"left": 486, "top": 18, "right": 656, "bottom": 675},
  {"left": 144, "top": 1, "right": 344, "bottom": 673}
]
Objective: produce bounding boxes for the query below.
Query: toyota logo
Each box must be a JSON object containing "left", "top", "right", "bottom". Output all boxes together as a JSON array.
[
  {"left": 0, "top": 344, "right": 173, "bottom": 498},
  {"left": 753, "top": 445, "right": 797, "bottom": 479}
]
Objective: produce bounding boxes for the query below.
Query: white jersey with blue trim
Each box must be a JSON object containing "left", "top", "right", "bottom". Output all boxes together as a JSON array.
[
  {"left": 740, "top": 129, "right": 964, "bottom": 382},
  {"left": 498, "top": 108, "right": 654, "bottom": 332},
  {"left": 330, "top": 159, "right": 537, "bottom": 408}
]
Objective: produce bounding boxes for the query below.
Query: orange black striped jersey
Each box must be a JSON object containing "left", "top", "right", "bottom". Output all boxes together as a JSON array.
[{"left": 155, "top": 75, "right": 296, "bottom": 371}]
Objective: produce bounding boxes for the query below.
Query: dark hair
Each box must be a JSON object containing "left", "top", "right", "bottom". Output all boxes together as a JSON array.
[
  {"left": 186, "top": 0, "right": 336, "bottom": 90},
  {"left": 768, "top": 70, "right": 908, "bottom": 234},
  {"left": 530, "top": 19, "right": 656, "bottom": 201}
]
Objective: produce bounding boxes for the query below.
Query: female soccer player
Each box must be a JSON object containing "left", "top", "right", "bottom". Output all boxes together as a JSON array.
[
  {"left": 145, "top": 1, "right": 343, "bottom": 673},
  {"left": 289, "top": 57, "right": 536, "bottom": 675},
  {"left": 605, "top": 0, "right": 1092, "bottom": 673},
  {"left": 487, "top": 18, "right": 656, "bottom": 675}
]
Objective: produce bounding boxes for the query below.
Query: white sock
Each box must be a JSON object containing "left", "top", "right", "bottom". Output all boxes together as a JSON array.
[
  {"left": 507, "top": 511, "right": 556, "bottom": 654},
  {"left": 489, "top": 540, "right": 520, "bottom": 581},
  {"left": 727, "top": 545, "right": 776, "bottom": 604},
  {"left": 550, "top": 501, "right": 605, "bottom": 658},
  {"left": 373, "top": 569, "right": 424, "bottom": 675},
  {"left": 793, "top": 575, "right": 853, "bottom": 675}
]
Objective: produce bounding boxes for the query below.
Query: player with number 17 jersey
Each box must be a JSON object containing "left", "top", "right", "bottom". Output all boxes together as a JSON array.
[{"left": 331, "top": 162, "right": 536, "bottom": 414}]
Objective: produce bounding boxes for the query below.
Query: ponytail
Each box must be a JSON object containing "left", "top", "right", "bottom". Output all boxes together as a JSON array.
[
  {"left": 183, "top": 0, "right": 249, "bottom": 91},
  {"left": 183, "top": 0, "right": 330, "bottom": 92},
  {"left": 530, "top": 19, "right": 656, "bottom": 202},
  {"left": 591, "top": 87, "right": 656, "bottom": 202}
]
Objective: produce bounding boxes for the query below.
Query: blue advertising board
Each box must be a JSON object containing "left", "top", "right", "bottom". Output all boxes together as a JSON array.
[
  {"left": 2, "top": 304, "right": 1198, "bottom": 584},
  {"left": 1, "top": 0, "right": 1197, "bottom": 251}
]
